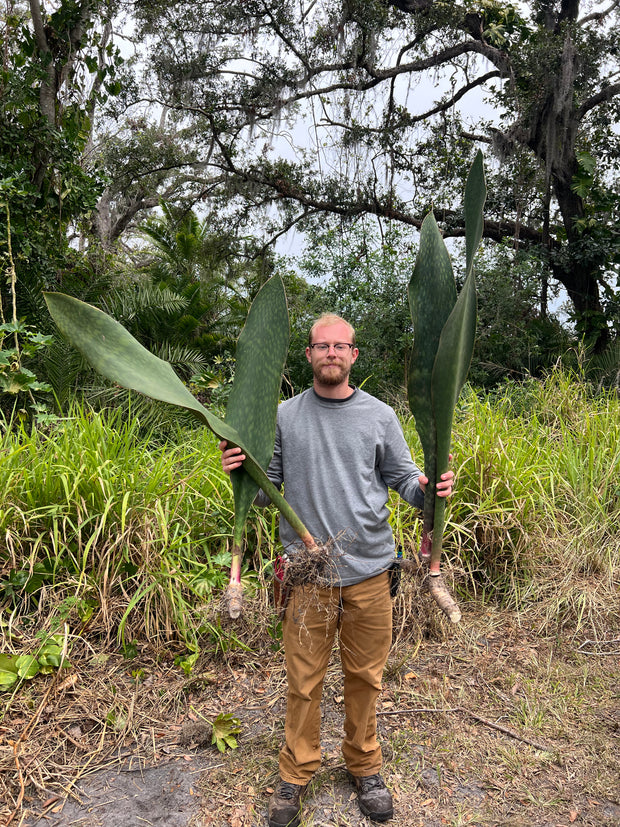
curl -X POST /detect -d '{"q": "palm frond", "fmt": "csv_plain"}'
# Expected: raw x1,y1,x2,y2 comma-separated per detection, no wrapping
42,339,88,405
152,342,209,380
101,284,189,325
585,339,620,391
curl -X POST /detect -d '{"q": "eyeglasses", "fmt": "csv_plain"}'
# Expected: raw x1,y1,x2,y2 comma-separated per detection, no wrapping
309,343,355,353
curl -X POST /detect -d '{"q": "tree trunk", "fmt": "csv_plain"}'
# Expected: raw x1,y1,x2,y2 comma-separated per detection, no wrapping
552,258,610,351
552,153,609,351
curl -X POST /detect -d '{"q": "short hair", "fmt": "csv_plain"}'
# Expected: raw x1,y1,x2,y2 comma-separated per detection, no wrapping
308,314,356,346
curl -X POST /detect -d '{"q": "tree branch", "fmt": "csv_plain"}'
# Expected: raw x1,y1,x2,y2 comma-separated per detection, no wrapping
205,119,548,248
29,0,56,126
577,81,620,119
579,0,620,25
253,43,511,117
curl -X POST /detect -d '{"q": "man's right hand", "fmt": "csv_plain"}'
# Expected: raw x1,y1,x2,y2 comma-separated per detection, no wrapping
218,441,246,475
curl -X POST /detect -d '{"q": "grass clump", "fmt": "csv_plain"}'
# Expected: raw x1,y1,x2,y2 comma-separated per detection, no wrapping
395,367,620,636
0,404,275,651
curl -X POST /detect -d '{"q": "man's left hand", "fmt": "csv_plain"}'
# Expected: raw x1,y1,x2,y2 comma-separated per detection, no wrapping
418,468,454,498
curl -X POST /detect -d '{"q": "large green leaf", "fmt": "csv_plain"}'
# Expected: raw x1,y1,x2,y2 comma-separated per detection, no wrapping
464,151,486,279
45,292,257,472
428,152,486,564
407,151,486,573
44,291,313,546
432,151,486,474
430,270,477,502
407,211,457,468
225,275,289,535
408,212,457,549
0,653,19,688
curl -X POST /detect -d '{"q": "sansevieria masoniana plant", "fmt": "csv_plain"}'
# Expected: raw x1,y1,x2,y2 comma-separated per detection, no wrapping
408,150,486,623
222,276,290,617
44,276,318,619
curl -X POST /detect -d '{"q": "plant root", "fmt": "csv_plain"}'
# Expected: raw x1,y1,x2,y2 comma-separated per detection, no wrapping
281,541,339,587
428,575,461,623
399,559,461,623
223,582,244,619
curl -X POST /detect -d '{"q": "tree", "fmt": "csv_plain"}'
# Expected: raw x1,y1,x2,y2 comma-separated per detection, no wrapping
469,244,570,385
134,202,246,356
0,0,125,311
1,0,127,416
296,222,417,398
130,0,620,352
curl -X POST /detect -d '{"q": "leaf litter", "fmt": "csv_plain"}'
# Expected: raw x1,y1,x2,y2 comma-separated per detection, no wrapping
1,578,619,827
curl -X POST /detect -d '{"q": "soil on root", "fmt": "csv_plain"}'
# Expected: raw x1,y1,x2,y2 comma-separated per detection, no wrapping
3,591,620,827
280,541,340,587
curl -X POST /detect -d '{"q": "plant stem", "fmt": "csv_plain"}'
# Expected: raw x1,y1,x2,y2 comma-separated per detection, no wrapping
225,518,245,619
240,456,317,550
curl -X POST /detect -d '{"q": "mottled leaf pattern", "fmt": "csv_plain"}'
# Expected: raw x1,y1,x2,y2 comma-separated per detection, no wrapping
408,151,486,567
433,152,486,485
464,152,487,278
45,292,259,474
407,212,456,471
225,275,289,536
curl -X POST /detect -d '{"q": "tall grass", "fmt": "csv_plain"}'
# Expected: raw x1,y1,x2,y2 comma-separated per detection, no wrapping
397,368,620,634
1,368,618,652
0,405,273,649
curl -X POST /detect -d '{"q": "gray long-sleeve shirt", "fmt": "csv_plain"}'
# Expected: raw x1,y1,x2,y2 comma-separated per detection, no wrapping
257,387,424,585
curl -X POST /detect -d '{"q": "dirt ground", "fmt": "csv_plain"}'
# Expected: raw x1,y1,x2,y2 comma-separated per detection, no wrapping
3,599,620,827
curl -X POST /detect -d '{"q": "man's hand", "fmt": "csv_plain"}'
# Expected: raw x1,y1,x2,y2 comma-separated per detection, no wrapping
418,468,454,498
218,441,246,475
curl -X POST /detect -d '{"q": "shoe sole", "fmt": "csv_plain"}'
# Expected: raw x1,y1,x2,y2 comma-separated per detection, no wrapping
268,817,301,827
359,805,394,823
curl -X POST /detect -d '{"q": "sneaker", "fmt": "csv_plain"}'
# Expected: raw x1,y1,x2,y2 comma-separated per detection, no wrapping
351,773,394,822
268,779,307,827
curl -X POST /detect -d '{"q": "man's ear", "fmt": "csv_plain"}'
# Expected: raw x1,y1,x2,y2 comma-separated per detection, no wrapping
305,346,312,363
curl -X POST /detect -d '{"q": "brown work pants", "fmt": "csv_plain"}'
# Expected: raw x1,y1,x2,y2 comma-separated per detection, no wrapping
279,572,392,784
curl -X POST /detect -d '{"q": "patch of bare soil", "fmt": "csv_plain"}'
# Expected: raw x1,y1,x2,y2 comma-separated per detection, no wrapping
26,756,210,826
2,591,620,827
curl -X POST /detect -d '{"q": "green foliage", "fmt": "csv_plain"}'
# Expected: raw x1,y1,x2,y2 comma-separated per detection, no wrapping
0,633,70,690
175,649,199,677
296,222,416,398
211,712,242,752
0,403,274,646
0,563,54,610
0,322,52,395
0,6,115,305
184,707,243,752
133,203,249,360
0,197,55,421
0,4,124,418
470,246,570,385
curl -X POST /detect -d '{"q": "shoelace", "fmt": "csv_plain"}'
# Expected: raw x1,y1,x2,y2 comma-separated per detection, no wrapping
358,775,385,793
278,782,302,800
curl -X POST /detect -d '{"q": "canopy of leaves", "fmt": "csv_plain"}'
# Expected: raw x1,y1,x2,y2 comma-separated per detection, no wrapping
126,0,620,351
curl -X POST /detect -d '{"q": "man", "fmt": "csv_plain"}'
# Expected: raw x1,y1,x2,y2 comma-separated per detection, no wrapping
220,314,454,827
